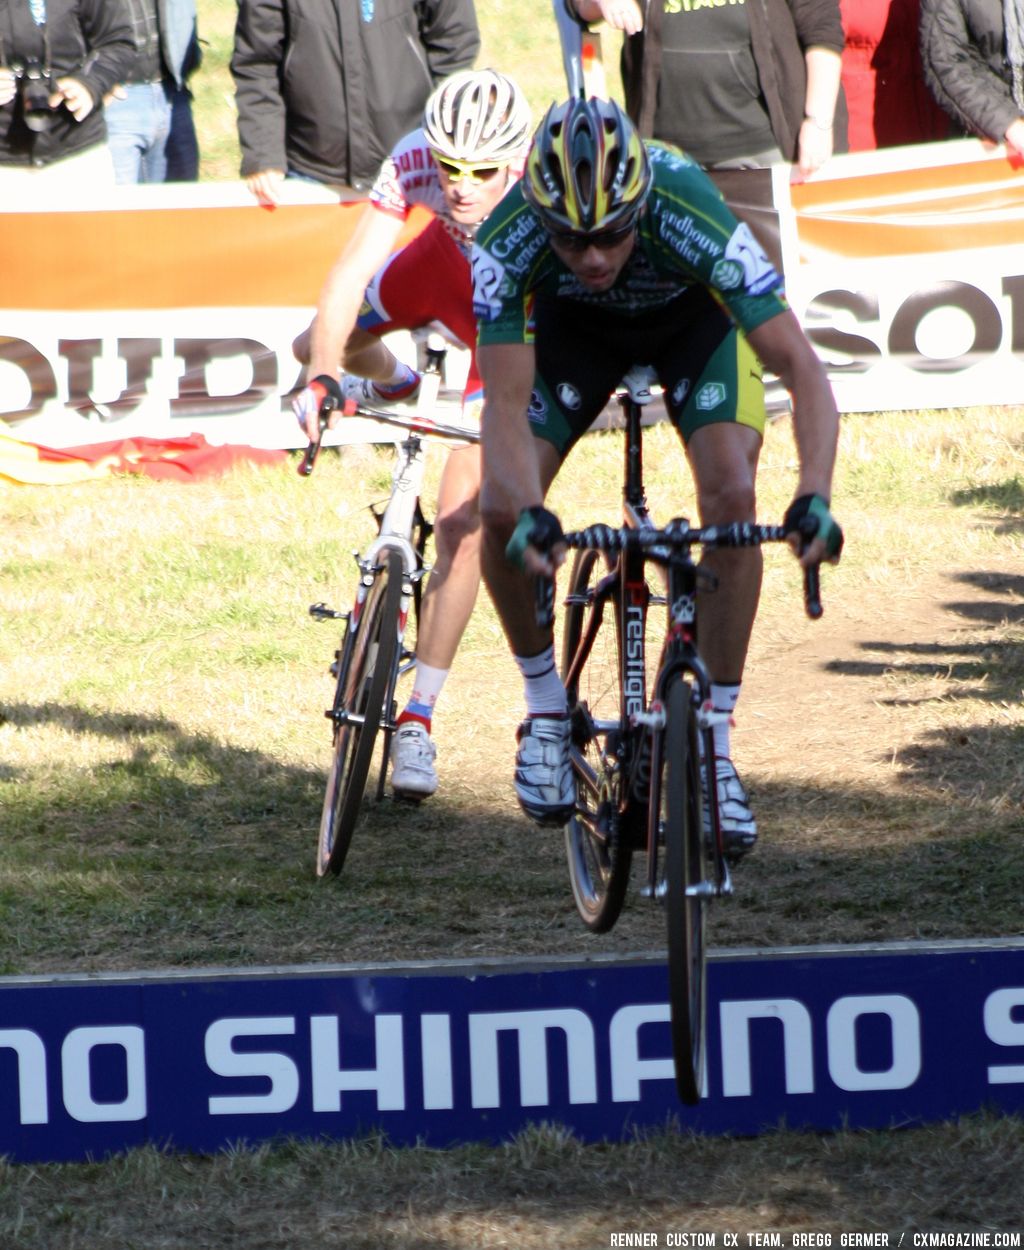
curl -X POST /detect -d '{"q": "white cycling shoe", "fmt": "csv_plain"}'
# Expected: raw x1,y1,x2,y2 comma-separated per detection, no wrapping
390,722,438,800
342,372,421,408
703,755,758,859
514,714,575,825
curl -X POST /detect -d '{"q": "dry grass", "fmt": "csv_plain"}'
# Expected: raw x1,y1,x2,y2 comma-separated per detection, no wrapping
1,404,1023,1238
1,1115,1022,1247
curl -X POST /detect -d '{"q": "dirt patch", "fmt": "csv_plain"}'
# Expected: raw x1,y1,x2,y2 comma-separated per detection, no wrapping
742,563,1024,794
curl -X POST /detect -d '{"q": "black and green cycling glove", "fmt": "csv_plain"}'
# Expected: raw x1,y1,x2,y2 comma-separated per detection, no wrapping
783,493,844,560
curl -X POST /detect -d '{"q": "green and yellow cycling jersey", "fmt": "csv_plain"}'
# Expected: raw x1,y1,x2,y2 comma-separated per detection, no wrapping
472,142,787,344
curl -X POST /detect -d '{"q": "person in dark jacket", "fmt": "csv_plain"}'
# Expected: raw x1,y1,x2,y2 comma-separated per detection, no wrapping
0,0,134,184
920,0,1024,158
231,0,480,205
567,0,847,274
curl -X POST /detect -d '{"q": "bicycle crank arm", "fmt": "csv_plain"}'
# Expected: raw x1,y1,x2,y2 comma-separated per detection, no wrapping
643,878,730,901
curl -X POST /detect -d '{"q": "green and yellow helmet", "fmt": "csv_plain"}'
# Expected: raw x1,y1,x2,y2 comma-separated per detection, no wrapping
523,96,652,234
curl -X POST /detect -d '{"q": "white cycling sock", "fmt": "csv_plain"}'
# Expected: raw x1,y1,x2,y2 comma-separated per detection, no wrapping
708,681,741,759
375,361,420,397
515,644,567,716
399,660,449,729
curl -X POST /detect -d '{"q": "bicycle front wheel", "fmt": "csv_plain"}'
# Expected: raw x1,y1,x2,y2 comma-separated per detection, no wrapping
317,547,403,878
560,547,632,933
661,674,707,1104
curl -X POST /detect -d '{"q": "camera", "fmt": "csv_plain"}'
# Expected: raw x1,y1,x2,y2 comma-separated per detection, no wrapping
13,60,57,132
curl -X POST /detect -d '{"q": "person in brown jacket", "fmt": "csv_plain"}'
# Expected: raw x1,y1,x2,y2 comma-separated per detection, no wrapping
565,0,848,273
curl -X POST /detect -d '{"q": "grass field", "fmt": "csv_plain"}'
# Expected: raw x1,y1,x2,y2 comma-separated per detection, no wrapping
2,405,1022,1242
2,2,1024,1243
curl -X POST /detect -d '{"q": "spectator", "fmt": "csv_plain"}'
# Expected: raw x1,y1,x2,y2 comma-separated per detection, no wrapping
841,0,950,149
231,0,480,206
105,0,202,183
0,0,134,188
291,69,533,800
569,0,848,273
920,0,1024,158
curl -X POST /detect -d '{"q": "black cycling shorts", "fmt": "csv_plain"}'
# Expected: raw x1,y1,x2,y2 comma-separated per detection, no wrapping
527,285,766,459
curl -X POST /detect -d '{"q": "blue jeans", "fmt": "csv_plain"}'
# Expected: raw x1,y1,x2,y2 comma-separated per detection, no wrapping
106,80,199,183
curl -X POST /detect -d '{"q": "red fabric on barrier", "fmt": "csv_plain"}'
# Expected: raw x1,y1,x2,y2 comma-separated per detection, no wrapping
3,432,287,484
59,435,288,479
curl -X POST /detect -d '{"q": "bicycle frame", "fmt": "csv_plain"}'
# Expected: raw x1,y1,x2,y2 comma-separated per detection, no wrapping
561,382,731,903
304,356,481,818
556,374,821,1098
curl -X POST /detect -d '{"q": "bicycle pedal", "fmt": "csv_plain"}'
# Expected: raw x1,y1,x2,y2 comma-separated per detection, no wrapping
309,602,349,621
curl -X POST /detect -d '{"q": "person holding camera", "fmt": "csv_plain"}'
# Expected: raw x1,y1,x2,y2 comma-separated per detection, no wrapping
0,0,135,188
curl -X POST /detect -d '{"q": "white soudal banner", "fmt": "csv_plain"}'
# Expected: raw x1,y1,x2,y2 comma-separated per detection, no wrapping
1,941,1023,1164
0,181,434,452
774,137,1024,414
2,139,1024,452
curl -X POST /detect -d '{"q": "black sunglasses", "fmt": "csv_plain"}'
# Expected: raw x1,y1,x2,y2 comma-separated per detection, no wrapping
546,221,637,253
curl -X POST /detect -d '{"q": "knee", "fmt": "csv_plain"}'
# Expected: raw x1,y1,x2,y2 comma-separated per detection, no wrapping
434,496,481,558
292,325,311,365
697,471,757,525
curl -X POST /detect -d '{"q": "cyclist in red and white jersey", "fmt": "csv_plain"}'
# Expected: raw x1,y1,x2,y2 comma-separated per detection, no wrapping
292,68,532,801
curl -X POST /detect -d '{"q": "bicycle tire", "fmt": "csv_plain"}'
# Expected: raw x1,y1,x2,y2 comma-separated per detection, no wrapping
661,674,707,1104
560,547,632,933
317,547,404,878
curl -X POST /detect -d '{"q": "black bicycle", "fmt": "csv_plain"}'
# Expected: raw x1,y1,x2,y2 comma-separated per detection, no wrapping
544,369,822,1104
300,343,480,878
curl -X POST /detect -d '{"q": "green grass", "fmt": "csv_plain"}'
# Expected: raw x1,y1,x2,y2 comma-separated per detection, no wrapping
2,408,1022,975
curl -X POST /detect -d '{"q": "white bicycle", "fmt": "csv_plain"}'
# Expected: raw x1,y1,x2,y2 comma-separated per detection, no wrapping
299,342,480,877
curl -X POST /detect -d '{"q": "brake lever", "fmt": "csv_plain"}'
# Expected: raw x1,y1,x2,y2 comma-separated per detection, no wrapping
803,564,823,620
798,516,824,620
297,396,338,477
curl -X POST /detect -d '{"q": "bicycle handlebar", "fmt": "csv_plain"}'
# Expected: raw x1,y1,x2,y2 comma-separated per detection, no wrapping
532,518,824,628
563,519,787,552
298,394,480,478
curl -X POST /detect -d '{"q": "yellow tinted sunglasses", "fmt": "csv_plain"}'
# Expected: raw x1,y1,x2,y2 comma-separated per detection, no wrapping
434,156,505,185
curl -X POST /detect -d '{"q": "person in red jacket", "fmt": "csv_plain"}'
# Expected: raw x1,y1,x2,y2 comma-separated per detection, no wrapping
840,0,950,149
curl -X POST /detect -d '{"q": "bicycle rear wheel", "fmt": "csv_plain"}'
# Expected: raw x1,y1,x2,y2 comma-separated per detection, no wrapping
317,547,403,878
661,674,707,1104
560,547,632,933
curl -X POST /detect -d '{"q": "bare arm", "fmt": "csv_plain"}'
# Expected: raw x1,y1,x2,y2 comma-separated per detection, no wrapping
478,342,545,531
796,46,843,177
478,340,565,655
305,207,405,384
746,309,841,563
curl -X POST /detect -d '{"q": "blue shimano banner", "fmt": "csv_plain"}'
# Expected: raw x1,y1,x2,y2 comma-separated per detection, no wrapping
2,941,1023,1163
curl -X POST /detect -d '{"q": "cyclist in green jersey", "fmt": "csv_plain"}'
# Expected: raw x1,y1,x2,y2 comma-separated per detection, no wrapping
472,95,843,856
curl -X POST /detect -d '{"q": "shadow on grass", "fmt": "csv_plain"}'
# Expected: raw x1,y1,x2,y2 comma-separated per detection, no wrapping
951,475,1024,534
1,686,1022,974
823,568,1024,703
